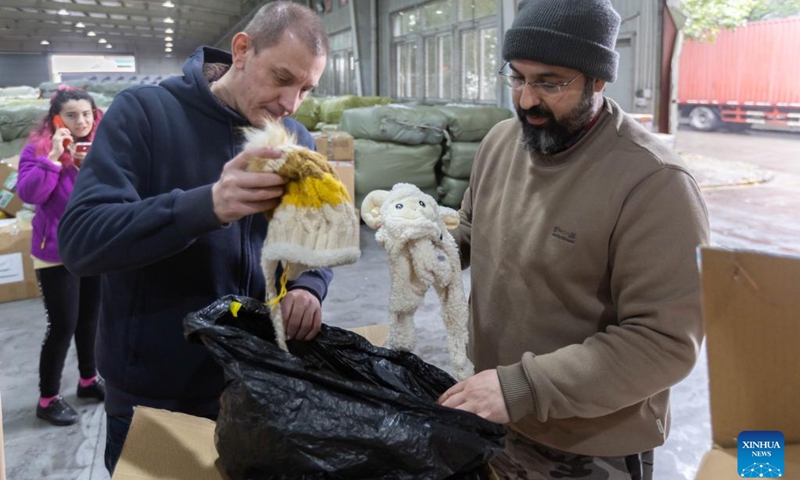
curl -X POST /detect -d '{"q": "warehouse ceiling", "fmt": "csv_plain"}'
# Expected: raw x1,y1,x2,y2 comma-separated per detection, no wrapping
0,0,267,57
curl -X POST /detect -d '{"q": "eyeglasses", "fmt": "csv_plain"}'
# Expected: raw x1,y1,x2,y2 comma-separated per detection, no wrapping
498,62,583,97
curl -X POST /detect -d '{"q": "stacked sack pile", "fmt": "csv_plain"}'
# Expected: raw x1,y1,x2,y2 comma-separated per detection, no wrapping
0,86,47,161
39,75,168,102
433,106,513,208
339,104,450,207
316,95,393,131
291,95,395,132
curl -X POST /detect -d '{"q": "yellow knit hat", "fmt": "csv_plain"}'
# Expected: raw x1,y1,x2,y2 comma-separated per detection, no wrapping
244,120,360,349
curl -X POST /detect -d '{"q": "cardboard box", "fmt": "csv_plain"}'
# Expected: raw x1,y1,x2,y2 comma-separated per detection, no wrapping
695,248,800,479
0,161,34,217
312,131,355,161
2,155,19,170
0,221,39,303
112,407,219,480
331,160,355,206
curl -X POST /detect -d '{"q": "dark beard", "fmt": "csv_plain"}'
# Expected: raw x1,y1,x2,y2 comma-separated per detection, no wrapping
517,81,597,156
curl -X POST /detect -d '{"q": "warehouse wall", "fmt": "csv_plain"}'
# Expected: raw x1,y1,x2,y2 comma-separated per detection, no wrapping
0,53,50,88
606,0,663,115
136,55,185,76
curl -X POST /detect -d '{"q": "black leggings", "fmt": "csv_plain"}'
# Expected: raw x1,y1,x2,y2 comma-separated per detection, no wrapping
36,265,101,398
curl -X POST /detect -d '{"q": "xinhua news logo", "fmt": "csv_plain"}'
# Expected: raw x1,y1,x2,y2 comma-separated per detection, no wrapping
738,431,784,478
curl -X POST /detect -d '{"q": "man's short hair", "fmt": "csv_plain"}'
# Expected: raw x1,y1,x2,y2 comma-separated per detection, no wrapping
244,1,329,56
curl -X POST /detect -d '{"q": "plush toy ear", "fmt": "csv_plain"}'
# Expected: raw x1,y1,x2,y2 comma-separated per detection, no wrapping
439,207,461,230
360,190,390,229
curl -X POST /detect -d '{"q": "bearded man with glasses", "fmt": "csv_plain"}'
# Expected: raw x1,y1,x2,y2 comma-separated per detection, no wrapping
438,1,710,479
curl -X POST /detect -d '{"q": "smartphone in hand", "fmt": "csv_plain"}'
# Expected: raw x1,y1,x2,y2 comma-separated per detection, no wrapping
73,142,91,168
74,142,91,154
53,115,72,150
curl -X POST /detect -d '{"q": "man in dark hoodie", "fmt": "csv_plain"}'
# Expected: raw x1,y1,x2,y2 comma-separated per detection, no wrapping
58,2,330,474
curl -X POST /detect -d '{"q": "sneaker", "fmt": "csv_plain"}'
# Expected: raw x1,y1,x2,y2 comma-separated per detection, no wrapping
77,377,106,401
36,397,78,426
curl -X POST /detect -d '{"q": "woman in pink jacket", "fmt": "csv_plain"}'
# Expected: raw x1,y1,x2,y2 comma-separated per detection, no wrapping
17,86,105,426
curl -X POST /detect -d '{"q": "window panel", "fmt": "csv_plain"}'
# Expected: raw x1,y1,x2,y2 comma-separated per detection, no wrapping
392,1,498,103
458,0,498,21
334,53,347,93
400,11,419,35
329,30,352,51
319,30,354,96
440,35,452,99
391,11,419,36
422,0,453,28
407,43,418,98
480,27,498,101
395,42,418,98
396,43,406,97
425,37,436,98
474,0,498,19
462,30,478,100
392,13,402,37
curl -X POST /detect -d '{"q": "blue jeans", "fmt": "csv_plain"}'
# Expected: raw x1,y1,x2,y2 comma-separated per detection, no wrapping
104,414,132,476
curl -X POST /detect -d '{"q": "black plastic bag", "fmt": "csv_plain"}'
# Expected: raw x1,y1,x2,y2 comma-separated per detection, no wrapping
184,295,506,480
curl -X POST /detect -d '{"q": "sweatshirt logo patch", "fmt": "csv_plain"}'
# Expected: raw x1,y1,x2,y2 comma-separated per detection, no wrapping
551,226,576,245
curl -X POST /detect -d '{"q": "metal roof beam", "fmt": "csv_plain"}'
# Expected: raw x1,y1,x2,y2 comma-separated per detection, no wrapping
0,19,213,40
118,0,245,16
0,9,227,36
0,0,233,27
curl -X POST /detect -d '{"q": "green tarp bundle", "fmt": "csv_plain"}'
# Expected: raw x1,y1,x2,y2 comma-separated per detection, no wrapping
291,96,320,130
441,142,480,179
87,82,131,97
319,95,393,125
39,80,95,97
434,106,513,142
0,102,49,142
340,105,449,146
0,86,39,99
38,82,60,97
354,139,440,208
437,176,470,209
91,93,115,109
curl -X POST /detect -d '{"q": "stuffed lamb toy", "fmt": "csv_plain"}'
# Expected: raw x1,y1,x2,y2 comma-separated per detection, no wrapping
361,183,474,380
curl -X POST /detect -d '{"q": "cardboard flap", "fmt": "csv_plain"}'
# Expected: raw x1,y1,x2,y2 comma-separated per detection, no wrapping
112,407,225,480
349,324,388,346
701,248,800,448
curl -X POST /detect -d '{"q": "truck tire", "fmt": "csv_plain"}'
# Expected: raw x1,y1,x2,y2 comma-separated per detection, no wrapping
688,106,720,131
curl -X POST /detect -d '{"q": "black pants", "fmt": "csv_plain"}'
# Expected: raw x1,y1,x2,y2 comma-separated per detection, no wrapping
37,265,101,397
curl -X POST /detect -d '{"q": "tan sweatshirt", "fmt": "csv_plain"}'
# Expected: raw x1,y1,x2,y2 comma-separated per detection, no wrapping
454,99,709,456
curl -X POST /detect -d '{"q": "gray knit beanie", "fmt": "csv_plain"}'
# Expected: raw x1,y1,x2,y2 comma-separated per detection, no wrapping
502,0,622,82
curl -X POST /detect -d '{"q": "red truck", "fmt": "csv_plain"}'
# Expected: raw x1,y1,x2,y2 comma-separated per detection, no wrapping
678,17,800,131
